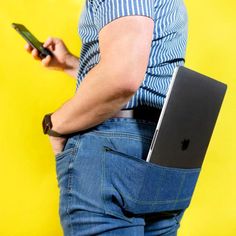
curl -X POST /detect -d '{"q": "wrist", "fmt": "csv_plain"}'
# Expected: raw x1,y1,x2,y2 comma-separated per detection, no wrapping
63,53,79,75
50,112,63,134
42,112,65,137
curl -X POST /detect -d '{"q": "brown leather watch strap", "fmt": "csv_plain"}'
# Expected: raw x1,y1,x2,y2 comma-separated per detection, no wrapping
42,113,65,137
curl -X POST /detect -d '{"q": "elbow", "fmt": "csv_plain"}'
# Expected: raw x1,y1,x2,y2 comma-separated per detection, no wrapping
98,62,144,96
124,81,141,94
114,74,142,96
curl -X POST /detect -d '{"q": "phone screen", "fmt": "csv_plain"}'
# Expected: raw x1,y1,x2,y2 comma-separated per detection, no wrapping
21,29,44,50
12,23,52,58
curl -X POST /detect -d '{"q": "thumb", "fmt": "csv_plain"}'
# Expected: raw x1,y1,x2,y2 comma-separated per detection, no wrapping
42,55,52,67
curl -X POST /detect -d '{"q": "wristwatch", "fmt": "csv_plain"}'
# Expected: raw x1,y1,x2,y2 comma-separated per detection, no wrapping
42,113,65,137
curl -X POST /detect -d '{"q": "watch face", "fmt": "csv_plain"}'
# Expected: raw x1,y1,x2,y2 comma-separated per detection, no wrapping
44,123,49,134
43,114,52,134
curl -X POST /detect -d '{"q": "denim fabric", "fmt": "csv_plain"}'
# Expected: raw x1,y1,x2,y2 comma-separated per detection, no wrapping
55,117,200,236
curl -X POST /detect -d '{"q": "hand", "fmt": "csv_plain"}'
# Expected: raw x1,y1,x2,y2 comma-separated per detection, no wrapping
25,37,75,72
48,135,68,156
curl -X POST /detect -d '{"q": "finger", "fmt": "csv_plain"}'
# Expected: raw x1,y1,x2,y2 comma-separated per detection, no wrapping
25,43,33,53
43,37,54,48
32,48,40,60
42,55,52,67
44,37,62,48
48,44,54,51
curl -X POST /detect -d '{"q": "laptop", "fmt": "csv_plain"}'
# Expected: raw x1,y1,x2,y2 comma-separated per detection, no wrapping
146,66,227,168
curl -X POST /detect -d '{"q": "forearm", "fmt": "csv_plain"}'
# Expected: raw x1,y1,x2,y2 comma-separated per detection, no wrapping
51,62,136,135
63,54,80,79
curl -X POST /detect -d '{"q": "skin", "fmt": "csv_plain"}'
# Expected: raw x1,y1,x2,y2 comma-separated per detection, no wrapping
26,16,154,155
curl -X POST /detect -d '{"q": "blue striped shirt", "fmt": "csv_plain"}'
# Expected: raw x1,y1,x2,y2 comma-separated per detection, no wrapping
76,0,188,109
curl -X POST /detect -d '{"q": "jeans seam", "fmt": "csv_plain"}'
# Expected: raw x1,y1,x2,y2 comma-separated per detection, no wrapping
116,192,192,205
55,136,80,161
102,150,134,223
88,131,153,143
103,146,201,173
103,117,158,125
101,146,106,214
65,141,80,236
55,148,74,161
173,173,186,209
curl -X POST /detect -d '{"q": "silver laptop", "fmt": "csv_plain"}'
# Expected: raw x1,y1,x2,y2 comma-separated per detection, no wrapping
146,66,227,168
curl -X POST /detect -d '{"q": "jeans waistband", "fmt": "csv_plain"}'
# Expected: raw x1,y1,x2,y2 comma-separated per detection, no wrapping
112,106,162,123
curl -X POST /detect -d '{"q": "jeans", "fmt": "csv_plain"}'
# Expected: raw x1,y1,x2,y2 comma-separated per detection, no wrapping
55,117,200,235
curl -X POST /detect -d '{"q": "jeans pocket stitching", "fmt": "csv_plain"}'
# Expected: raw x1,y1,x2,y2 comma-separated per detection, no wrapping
103,145,201,173
101,150,133,223
103,145,200,214
55,137,80,162
92,131,153,143
122,192,192,205
55,147,74,161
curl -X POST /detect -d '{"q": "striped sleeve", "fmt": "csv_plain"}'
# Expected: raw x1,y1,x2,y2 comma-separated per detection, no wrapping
92,0,155,32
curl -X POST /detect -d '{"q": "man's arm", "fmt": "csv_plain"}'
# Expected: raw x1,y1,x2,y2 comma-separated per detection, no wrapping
51,16,154,134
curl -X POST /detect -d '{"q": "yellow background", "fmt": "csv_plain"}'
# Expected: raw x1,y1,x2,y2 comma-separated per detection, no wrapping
0,0,235,235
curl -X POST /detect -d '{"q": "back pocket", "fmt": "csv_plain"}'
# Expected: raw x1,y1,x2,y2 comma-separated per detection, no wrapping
102,145,201,215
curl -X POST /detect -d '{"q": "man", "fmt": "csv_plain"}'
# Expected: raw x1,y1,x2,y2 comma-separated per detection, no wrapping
26,0,188,235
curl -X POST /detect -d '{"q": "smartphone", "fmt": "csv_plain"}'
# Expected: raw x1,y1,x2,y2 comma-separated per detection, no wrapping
12,23,53,59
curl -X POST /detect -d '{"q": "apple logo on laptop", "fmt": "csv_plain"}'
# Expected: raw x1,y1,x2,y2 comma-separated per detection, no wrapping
181,139,190,151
